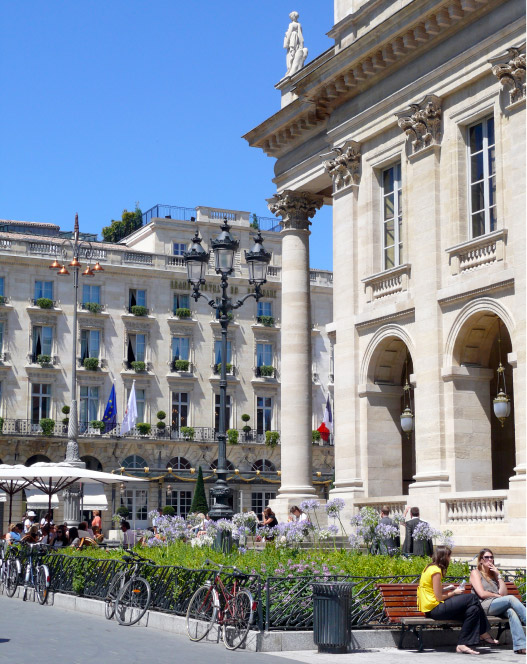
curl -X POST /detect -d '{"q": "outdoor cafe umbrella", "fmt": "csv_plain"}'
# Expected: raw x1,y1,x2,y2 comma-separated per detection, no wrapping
0,462,148,523
0,465,32,524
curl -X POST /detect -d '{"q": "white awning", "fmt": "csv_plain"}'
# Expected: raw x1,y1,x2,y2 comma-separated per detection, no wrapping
25,488,59,509
80,483,108,511
0,491,6,503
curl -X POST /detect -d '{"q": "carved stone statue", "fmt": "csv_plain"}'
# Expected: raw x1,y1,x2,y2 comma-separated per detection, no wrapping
284,11,308,77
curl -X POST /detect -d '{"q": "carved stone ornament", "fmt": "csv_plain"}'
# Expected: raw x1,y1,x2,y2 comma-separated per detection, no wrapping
489,45,526,105
396,94,442,153
322,141,361,191
283,11,308,77
267,190,324,231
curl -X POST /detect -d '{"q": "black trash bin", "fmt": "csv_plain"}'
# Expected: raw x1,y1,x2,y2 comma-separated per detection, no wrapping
312,582,355,654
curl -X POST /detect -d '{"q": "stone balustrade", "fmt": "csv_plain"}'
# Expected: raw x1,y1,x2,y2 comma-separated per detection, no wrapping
362,263,411,302
446,229,507,275
441,492,507,523
354,498,407,518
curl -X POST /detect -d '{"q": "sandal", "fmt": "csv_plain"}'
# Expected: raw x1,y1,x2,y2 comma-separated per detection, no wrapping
480,634,499,645
514,649,526,655
456,645,480,655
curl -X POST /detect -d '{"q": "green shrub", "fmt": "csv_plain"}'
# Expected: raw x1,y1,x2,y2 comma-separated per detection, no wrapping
83,357,99,371
189,466,209,515
131,360,146,372
265,431,280,448
175,307,191,318
131,305,148,316
0,416,4,433
312,430,321,442
37,354,52,366
116,505,130,518
227,429,239,445
136,422,151,436
156,410,166,421
156,420,166,429
90,420,105,431
84,302,103,314
258,315,274,327
62,417,69,425
258,365,274,377
0,296,6,305
174,359,190,372
36,297,53,309
162,505,176,516
242,425,251,434
241,413,250,422
216,362,232,374
40,418,55,436
62,405,70,415
180,426,195,440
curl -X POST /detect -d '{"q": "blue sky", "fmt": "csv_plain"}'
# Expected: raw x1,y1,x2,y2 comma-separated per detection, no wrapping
1,2,334,270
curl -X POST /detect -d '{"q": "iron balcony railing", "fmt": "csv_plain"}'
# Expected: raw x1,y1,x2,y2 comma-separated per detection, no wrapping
27,353,59,366
170,360,194,373
255,366,277,378
31,298,58,308
212,363,236,376
142,205,197,225
127,305,150,315
123,360,152,372
79,302,106,312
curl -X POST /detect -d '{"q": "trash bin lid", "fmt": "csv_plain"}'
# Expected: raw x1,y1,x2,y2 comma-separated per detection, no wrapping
311,582,356,596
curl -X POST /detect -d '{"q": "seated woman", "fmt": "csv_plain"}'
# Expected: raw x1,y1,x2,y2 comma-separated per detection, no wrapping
259,507,278,540
21,525,40,544
68,527,80,548
470,548,526,655
417,545,496,655
53,526,69,548
92,526,104,544
5,523,22,543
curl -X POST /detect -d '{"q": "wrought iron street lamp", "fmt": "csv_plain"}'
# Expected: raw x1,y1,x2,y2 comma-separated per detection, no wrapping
184,220,271,520
49,214,104,524
400,354,414,437
493,320,511,427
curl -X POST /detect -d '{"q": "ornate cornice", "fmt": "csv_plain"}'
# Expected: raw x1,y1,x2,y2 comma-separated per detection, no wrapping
267,190,324,231
322,141,361,191
396,95,442,153
489,44,526,105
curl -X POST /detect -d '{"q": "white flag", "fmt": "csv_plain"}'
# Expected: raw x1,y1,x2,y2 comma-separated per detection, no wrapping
322,395,333,433
120,381,138,435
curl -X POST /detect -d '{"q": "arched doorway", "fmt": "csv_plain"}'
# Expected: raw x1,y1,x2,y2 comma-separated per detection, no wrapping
25,455,51,466
81,455,103,471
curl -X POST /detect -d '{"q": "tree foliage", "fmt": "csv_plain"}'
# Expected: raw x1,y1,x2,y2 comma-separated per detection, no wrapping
102,206,142,243
189,466,209,515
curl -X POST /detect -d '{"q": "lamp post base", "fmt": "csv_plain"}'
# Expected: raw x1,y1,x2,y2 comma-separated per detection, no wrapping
208,481,233,521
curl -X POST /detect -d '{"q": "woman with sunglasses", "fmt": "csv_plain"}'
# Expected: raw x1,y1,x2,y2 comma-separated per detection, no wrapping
470,549,526,655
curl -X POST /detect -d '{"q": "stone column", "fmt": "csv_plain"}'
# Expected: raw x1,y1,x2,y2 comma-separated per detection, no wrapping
322,142,365,521
267,190,323,520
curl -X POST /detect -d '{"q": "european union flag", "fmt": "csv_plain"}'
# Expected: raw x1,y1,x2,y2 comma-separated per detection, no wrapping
102,384,117,433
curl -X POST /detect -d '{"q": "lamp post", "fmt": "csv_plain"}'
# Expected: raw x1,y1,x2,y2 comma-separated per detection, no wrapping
184,220,271,520
49,214,104,524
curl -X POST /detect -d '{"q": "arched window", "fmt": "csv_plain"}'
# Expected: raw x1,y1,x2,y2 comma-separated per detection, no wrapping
81,455,103,472
251,459,276,472
121,455,148,469
166,457,191,470
210,459,234,471
25,454,51,466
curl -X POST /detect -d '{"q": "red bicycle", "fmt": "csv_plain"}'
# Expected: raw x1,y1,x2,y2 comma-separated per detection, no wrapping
186,559,257,650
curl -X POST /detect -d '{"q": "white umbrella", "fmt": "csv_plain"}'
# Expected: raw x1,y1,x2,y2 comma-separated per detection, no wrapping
0,465,31,524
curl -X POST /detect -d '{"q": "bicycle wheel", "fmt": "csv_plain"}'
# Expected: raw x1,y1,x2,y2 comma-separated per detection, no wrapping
115,576,151,626
35,566,49,605
105,570,126,620
222,589,254,650
186,585,219,641
5,560,19,598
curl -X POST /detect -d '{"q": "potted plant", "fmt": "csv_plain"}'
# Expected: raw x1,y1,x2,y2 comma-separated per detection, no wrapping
84,302,103,314
131,360,146,372
216,362,233,374
156,410,166,434
36,297,53,309
62,405,70,427
312,429,322,443
90,420,105,434
162,505,176,516
241,413,252,439
37,354,52,367
83,357,99,371
258,365,274,377
265,431,280,448
136,422,151,436
180,426,195,441
40,418,55,436
173,359,190,372
258,315,275,327
0,295,6,306
175,307,191,319
131,305,148,316
227,428,239,445
116,505,130,520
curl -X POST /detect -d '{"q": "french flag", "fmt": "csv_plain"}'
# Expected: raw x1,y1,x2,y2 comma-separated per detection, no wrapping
317,395,333,442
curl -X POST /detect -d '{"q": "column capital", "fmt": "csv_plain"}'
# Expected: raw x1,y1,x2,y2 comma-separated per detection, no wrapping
489,44,526,106
396,94,442,154
322,141,361,192
267,190,324,231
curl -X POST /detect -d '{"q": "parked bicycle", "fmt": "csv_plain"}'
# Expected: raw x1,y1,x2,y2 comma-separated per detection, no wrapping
186,559,256,650
21,543,50,604
105,550,152,626
1,542,23,598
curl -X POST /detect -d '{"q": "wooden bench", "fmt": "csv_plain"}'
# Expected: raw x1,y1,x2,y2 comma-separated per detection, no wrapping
377,582,523,651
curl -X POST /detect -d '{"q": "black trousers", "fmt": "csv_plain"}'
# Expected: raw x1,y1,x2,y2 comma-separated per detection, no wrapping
428,594,491,646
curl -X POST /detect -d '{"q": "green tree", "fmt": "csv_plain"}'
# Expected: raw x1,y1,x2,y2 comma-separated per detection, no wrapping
102,205,143,243
189,466,209,515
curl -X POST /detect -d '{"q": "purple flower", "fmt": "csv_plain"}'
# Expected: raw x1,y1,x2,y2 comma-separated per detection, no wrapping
325,498,345,517
300,499,320,512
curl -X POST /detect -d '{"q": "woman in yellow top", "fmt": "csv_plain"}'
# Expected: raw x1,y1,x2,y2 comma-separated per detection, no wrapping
417,545,496,655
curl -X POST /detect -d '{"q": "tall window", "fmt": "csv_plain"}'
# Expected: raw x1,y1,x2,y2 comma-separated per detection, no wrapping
0,277,4,297
382,163,403,269
166,456,191,470
173,293,190,312
80,329,100,360
257,396,273,433
0,322,4,354
135,388,146,423
80,386,99,428
251,492,276,515
214,394,231,430
32,326,53,358
252,459,276,472
468,116,496,237
173,242,186,256
34,280,53,300
31,383,51,423
171,336,190,361
256,343,273,367
166,490,192,518
257,301,272,317
172,392,189,429
127,334,146,363
129,288,146,308
82,284,101,304
214,340,232,364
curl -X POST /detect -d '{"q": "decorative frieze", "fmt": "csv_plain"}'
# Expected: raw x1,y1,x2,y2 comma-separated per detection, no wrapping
489,45,526,105
396,95,442,154
267,190,324,231
322,141,361,192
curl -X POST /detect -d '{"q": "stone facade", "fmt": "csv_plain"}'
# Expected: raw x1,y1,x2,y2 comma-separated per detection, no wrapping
245,0,525,555
0,206,334,533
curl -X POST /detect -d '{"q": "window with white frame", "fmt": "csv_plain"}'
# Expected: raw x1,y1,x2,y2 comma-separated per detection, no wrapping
31,383,51,423
173,292,190,312
214,394,231,430
251,491,276,515
166,490,192,518
127,333,146,363
80,386,99,429
468,116,496,237
129,288,146,309
166,456,191,470
32,325,53,360
34,280,53,301
80,329,100,360
173,242,186,256
171,336,190,361
82,284,101,304
172,392,189,429
257,301,272,318
252,459,276,472
382,163,403,269
210,458,235,471
257,396,273,433
256,343,273,367
135,388,146,423
214,340,232,365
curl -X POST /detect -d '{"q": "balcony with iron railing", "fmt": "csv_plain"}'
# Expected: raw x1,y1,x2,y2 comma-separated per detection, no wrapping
122,360,153,373
212,363,236,376
255,366,278,379
27,353,59,366
170,359,194,374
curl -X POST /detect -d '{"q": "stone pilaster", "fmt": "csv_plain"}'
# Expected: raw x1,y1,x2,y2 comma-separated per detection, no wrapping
396,95,442,155
267,190,323,519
